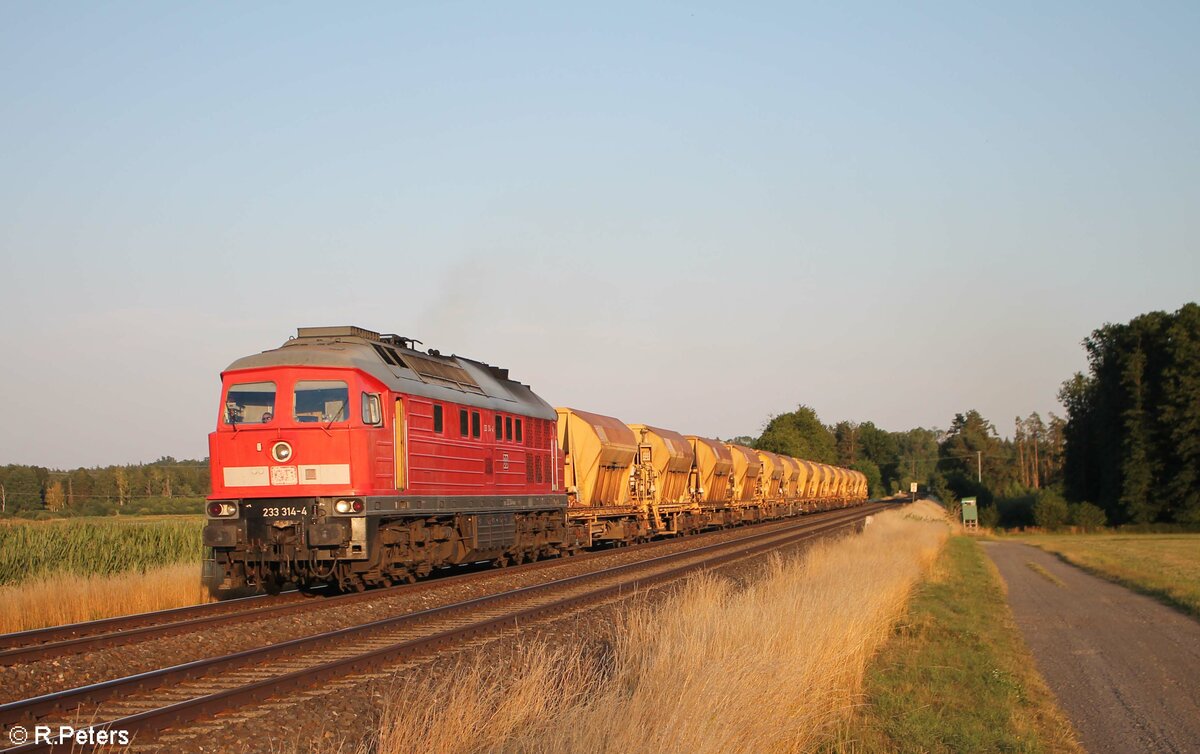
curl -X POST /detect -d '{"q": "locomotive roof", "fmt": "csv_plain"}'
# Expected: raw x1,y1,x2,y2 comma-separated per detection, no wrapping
223,326,557,420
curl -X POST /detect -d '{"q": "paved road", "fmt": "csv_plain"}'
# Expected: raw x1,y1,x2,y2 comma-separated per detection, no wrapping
982,541,1200,754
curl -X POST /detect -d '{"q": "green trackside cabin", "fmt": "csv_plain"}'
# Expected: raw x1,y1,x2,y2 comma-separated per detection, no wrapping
961,497,978,530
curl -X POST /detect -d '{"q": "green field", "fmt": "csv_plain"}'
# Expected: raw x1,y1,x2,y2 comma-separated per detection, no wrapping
837,536,1081,753
0,516,204,586
1016,533,1200,618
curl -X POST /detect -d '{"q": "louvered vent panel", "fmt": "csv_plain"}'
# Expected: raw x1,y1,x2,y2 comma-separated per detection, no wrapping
391,352,486,395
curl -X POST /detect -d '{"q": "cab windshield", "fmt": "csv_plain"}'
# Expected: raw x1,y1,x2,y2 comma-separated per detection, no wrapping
224,382,276,424
294,380,349,424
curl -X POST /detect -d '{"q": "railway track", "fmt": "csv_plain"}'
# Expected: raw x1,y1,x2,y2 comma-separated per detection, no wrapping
0,503,881,753
0,507,863,667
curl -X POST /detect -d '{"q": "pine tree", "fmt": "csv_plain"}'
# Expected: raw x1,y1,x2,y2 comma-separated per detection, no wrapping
1119,345,1156,522
1161,303,1200,522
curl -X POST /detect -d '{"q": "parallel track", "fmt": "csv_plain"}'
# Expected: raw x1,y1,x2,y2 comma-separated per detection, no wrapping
0,504,882,753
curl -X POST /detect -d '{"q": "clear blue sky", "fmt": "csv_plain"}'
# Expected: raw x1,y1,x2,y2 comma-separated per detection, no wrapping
1,1,1197,468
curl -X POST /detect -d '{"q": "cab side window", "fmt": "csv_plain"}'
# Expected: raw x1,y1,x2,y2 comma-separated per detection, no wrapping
361,393,382,426
433,404,443,434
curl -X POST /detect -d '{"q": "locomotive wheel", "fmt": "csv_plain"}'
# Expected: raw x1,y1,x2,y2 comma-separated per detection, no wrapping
263,577,283,596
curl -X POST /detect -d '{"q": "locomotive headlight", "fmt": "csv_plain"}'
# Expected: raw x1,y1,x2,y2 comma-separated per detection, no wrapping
271,441,294,463
207,501,237,517
335,499,365,514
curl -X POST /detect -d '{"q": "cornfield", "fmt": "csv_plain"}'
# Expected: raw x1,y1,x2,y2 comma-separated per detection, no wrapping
0,517,204,586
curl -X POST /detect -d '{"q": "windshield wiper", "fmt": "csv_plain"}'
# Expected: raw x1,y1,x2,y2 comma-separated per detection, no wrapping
322,406,346,435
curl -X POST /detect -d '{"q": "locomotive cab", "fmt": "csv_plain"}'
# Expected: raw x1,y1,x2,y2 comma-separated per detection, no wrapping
204,364,389,593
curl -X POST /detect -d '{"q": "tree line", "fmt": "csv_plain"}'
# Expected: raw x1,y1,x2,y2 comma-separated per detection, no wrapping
746,406,1075,527
744,302,1199,529
0,458,209,518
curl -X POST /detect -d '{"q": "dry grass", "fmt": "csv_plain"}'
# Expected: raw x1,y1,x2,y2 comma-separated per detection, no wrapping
356,502,949,754
0,561,211,634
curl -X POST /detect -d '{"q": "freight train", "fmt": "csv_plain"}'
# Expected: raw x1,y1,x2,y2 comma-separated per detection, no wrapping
202,326,867,596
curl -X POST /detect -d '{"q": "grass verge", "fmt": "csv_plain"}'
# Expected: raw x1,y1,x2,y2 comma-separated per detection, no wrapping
834,536,1082,753
1016,533,1200,618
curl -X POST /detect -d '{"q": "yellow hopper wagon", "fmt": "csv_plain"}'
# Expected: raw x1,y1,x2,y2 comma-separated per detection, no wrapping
755,449,788,517
628,423,712,536
687,436,738,527
556,407,645,545
780,456,802,512
726,443,765,523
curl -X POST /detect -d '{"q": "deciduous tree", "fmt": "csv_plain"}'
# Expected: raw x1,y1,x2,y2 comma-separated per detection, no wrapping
755,406,837,463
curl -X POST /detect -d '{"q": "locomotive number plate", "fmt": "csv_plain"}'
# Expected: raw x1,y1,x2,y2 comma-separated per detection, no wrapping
260,505,308,520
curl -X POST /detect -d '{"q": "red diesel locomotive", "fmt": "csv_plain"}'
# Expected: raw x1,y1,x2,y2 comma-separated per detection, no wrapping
203,326,573,594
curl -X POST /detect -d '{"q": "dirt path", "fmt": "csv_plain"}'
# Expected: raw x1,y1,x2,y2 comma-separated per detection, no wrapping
982,541,1200,754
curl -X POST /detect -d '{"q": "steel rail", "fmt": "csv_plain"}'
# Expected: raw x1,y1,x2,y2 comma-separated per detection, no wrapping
0,504,881,752
0,504,873,666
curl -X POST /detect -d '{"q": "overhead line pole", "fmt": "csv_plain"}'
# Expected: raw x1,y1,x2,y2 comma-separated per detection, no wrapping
906,452,992,486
